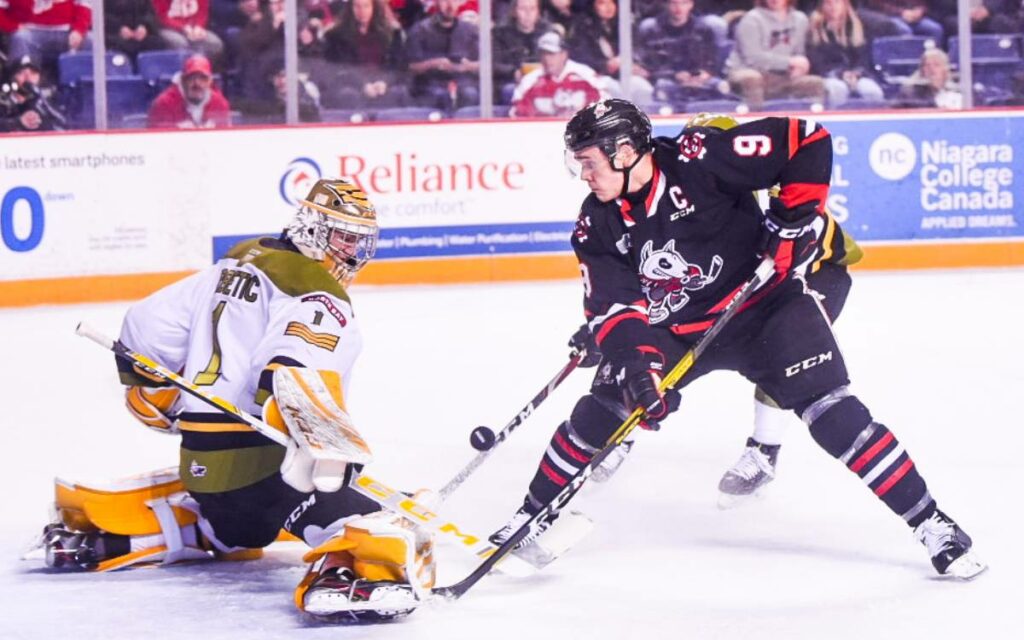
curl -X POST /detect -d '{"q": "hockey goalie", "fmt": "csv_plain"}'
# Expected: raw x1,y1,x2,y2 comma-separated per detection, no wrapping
31,179,435,623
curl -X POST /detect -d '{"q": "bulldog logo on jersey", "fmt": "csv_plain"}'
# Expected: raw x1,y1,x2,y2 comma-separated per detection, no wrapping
639,239,723,323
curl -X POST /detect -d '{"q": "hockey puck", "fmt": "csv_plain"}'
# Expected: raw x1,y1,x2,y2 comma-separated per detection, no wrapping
470,426,497,451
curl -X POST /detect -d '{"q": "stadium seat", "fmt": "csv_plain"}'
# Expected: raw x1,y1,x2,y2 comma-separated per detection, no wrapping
681,98,746,113
58,52,134,86
450,105,510,119
948,35,1022,89
320,108,371,124
373,107,444,122
136,50,192,84
871,36,938,77
119,112,149,129
68,76,151,128
759,98,822,112
832,97,890,111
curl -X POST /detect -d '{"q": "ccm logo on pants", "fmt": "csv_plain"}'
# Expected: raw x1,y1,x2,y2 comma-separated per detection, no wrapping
785,351,833,378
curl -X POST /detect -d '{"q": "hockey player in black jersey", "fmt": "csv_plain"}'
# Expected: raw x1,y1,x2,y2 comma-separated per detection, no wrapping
579,111,865,508
491,99,986,580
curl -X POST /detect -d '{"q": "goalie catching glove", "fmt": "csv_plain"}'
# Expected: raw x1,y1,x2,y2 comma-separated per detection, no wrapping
263,367,373,493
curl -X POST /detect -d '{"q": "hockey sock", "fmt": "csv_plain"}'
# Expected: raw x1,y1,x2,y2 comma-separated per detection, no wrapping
522,395,619,512
801,390,936,528
751,395,790,446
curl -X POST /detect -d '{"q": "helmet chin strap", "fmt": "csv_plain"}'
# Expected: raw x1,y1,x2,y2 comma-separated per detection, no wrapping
613,151,646,200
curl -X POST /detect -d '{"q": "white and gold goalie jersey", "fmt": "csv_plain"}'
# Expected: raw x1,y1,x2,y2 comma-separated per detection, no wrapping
118,236,362,437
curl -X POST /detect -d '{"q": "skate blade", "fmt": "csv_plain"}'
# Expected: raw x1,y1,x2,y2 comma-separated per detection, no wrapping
513,511,595,570
304,586,419,618
944,550,989,581
717,490,762,510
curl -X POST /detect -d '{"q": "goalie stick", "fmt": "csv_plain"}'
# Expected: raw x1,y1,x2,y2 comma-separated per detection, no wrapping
74,322,534,577
432,257,777,600
438,350,584,500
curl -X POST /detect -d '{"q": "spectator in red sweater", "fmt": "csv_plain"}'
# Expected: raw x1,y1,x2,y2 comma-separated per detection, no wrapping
510,31,603,118
1,0,92,78
147,54,231,128
152,0,224,61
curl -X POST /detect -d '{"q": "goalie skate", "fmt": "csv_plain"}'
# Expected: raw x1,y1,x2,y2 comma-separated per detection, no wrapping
914,510,988,580
40,524,130,572
303,567,420,622
717,438,780,509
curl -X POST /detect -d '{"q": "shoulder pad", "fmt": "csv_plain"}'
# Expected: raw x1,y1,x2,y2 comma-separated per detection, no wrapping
226,238,351,302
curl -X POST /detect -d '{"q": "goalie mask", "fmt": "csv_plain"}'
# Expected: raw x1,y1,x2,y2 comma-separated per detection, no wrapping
286,179,379,286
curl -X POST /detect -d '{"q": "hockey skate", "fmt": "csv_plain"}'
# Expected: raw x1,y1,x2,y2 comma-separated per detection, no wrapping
40,524,131,572
717,438,780,509
591,439,634,483
489,504,558,550
914,510,987,580
302,566,420,622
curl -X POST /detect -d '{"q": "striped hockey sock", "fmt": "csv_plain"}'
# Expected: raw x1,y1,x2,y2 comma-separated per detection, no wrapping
805,393,936,528
524,420,599,512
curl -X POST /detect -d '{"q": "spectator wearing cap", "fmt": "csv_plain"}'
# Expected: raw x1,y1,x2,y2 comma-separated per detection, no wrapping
509,31,604,118
105,0,164,60
1,53,66,131
147,54,231,128
1,0,92,77
151,0,225,61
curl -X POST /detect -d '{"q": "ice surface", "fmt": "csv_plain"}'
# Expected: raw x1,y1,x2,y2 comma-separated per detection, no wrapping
2,268,1022,639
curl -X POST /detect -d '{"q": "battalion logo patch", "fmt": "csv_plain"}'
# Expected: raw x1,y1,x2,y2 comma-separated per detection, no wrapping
678,132,707,163
638,239,723,323
301,294,348,327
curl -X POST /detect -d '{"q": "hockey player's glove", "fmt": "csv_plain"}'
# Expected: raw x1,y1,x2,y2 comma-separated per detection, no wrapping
616,347,680,428
761,199,826,275
569,323,603,368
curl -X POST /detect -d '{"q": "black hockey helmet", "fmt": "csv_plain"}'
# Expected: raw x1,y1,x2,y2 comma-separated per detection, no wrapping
564,99,653,159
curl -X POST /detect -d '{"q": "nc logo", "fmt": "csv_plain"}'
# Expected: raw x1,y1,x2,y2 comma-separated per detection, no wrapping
279,157,323,207
869,133,916,181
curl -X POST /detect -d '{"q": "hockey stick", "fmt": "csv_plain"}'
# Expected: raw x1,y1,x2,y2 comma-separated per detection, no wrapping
438,350,584,500
74,323,533,575
433,257,777,599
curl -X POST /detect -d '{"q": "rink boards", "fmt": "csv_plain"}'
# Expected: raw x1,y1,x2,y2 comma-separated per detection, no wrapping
1,110,1023,306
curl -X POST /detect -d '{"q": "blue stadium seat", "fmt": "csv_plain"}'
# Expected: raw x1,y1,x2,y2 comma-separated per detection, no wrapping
871,36,939,77
948,35,1022,89
759,98,821,112
71,77,152,128
373,107,445,122
681,98,746,113
832,97,890,111
58,52,134,86
136,50,192,84
320,108,371,124
119,112,149,129
450,105,510,119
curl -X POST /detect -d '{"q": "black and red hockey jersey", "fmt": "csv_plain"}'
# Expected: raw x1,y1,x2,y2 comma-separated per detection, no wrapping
572,116,849,360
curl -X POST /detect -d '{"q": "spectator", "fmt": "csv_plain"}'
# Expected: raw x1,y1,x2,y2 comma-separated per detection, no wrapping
932,1,1021,40
236,0,322,102
510,30,603,117
807,0,884,106
637,0,726,108
320,0,409,108
694,0,754,43
0,53,66,131
390,0,426,29
899,46,961,107
147,53,232,127
405,0,480,110
152,0,225,61
567,0,654,104
105,0,164,59
541,0,574,34
493,0,553,103
859,1,944,42
724,0,826,109
1,0,91,78
235,64,322,122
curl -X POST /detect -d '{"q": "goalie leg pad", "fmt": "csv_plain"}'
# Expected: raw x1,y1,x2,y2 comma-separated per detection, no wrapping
296,513,435,619
45,469,222,571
